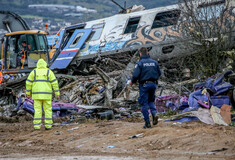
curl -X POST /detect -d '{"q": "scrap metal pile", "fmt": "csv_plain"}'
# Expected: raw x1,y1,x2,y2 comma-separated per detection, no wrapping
0,53,235,126
0,62,139,118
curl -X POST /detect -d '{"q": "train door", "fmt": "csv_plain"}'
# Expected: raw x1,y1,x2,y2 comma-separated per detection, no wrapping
50,28,92,70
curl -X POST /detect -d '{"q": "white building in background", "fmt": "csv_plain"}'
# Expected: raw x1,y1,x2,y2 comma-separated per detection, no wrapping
76,6,97,13
28,4,97,14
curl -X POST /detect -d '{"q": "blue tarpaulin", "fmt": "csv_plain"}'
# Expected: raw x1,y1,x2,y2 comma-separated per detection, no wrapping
165,116,199,123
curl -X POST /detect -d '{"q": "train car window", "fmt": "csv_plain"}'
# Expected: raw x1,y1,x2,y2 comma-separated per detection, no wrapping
162,45,175,54
88,23,105,41
124,17,141,34
69,32,84,48
197,1,224,21
151,10,181,29
61,31,75,50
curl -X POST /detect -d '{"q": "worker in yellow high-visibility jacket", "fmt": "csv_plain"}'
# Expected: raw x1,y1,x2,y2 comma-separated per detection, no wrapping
26,59,60,130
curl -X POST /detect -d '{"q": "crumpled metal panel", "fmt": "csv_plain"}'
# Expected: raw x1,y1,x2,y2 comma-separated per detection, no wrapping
50,28,92,70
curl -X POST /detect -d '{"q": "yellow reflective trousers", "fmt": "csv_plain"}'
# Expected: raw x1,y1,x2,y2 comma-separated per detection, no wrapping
26,59,60,130
33,100,53,129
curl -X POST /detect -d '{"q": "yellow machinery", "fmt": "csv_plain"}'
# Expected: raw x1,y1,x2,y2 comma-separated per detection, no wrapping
0,30,49,80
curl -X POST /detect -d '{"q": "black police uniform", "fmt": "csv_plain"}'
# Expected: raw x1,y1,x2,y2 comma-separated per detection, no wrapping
131,54,161,127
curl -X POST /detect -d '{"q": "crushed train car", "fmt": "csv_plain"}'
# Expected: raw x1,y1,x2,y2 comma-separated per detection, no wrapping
1,0,235,79
49,0,235,75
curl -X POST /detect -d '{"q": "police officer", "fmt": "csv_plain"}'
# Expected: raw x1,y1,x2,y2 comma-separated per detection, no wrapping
26,59,60,130
129,47,161,128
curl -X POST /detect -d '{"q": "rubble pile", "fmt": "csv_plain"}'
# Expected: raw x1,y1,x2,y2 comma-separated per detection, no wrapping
0,61,235,127
0,76,27,117
157,71,235,126
0,68,139,119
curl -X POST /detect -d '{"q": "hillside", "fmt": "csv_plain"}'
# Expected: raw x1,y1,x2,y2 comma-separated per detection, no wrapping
0,0,177,18
0,0,177,32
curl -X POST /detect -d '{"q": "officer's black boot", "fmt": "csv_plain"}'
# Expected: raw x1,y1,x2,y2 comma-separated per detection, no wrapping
152,114,159,125
143,121,151,129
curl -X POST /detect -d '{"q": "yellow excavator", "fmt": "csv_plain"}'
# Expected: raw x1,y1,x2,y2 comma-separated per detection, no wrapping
1,30,49,73
0,11,51,83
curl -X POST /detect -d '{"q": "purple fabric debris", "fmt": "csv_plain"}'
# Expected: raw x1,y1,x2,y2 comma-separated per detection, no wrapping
155,95,179,113
22,98,79,117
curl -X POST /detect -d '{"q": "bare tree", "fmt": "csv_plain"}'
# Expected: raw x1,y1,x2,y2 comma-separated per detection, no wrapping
177,0,235,78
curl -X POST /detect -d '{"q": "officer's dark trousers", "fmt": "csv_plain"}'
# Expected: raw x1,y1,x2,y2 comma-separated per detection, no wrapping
138,83,157,123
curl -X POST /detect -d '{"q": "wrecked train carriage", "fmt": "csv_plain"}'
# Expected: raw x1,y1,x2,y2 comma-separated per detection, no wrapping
50,0,235,75
1,0,234,77
50,3,186,74
0,1,234,85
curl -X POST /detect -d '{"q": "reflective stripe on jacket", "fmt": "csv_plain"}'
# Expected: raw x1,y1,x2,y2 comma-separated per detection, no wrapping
26,59,60,100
